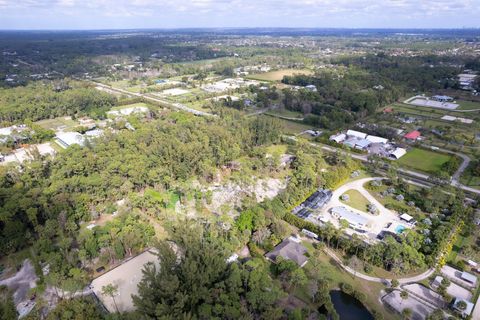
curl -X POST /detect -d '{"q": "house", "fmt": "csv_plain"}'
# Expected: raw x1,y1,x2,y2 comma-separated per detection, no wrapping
55,132,85,149
460,271,477,286
383,107,394,113
305,85,317,92
346,130,367,139
452,298,474,318
329,133,346,143
389,148,407,160
330,206,369,232
404,130,421,140
265,238,308,267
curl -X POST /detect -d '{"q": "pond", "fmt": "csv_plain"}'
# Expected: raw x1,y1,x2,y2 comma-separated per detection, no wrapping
330,290,374,320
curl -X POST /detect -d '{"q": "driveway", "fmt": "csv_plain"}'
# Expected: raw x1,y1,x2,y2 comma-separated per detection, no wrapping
316,177,410,239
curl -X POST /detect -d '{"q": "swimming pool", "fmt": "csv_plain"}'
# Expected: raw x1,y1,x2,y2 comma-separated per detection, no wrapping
394,225,406,234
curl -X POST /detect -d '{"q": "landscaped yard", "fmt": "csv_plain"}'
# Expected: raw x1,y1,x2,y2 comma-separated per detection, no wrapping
340,189,371,212
398,148,453,174
247,69,313,82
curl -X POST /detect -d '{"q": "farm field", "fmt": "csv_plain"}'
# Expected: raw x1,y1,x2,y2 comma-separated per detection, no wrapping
397,148,453,174
247,68,313,81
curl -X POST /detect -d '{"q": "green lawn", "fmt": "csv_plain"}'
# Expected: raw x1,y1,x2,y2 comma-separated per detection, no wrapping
35,116,78,131
455,100,480,110
398,148,453,174
340,189,371,212
264,116,314,135
266,108,304,119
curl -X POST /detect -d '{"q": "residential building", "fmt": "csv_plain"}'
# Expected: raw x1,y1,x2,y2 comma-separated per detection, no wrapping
404,130,421,140
330,206,369,232
265,237,308,267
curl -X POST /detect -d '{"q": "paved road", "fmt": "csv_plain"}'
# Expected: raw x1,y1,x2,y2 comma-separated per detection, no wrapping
94,82,215,117
284,136,480,195
323,248,435,285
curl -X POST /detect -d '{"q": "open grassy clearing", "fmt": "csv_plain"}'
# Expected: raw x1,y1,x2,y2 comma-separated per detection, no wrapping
397,148,453,174
460,169,480,189
266,108,304,119
266,144,289,155
455,100,480,110
340,189,371,212
265,116,314,135
246,69,314,81
35,116,78,131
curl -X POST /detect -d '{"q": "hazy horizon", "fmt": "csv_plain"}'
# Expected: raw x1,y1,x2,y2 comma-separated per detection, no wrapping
1,0,479,30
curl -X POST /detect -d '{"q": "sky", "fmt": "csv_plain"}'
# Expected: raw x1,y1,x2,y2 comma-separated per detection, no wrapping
0,0,479,30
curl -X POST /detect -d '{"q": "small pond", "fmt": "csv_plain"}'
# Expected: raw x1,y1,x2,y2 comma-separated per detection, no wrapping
329,290,374,320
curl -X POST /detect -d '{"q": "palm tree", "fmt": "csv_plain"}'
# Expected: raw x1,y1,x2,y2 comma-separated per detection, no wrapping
402,307,412,319
102,284,119,313
400,290,409,306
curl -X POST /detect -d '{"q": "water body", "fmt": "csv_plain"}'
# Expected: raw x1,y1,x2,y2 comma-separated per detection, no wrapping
330,290,374,320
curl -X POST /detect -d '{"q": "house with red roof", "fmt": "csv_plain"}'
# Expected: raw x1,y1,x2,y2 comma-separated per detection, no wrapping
404,130,421,140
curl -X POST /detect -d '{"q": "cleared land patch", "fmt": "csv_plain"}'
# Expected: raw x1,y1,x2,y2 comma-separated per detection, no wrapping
247,69,313,81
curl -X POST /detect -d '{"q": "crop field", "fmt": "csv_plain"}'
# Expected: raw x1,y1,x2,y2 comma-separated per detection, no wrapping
247,68,313,81
397,148,453,174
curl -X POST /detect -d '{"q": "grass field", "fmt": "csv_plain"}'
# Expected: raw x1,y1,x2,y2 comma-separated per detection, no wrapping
263,115,314,135
35,116,78,131
266,108,304,119
397,148,453,174
247,69,313,82
340,189,371,212
455,100,480,110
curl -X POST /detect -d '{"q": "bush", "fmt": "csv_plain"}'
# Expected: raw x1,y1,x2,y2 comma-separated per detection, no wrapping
353,290,367,303
340,282,354,295
372,309,384,320
364,264,373,274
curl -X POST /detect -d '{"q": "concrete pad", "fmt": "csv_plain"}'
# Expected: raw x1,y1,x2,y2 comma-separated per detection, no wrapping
91,249,159,313
383,290,434,320
431,276,472,301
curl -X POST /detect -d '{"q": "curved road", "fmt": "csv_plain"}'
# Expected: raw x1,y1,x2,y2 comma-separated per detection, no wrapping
323,247,435,285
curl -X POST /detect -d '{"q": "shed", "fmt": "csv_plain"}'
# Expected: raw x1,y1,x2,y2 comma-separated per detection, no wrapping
329,133,346,143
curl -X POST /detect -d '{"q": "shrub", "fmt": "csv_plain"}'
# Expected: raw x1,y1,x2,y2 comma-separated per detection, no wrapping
340,282,354,295
353,290,367,303
364,264,373,274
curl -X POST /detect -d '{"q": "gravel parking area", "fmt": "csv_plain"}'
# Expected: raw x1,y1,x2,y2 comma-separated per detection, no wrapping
383,290,435,320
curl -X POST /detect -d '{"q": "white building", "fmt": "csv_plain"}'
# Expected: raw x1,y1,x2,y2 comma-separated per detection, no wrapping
389,148,407,160
366,135,388,144
329,133,346,143
346,130,367,139
55,132,85,149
